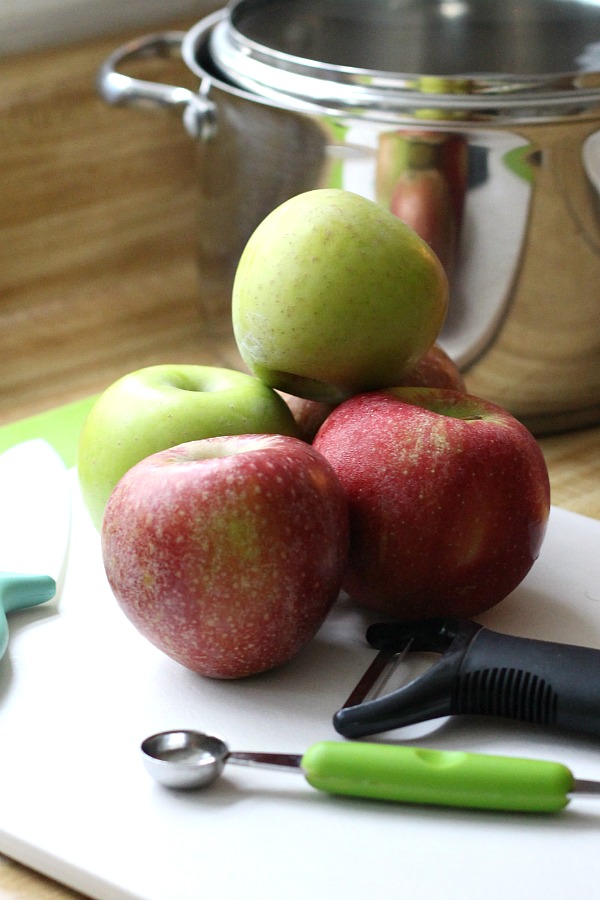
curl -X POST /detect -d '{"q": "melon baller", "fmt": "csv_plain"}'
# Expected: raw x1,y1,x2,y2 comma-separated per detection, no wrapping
141,727,600,814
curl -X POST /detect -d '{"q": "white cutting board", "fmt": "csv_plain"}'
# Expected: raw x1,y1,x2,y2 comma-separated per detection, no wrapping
1,467,600,900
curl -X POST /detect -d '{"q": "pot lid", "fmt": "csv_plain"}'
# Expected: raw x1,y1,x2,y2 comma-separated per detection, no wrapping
207,0,600,116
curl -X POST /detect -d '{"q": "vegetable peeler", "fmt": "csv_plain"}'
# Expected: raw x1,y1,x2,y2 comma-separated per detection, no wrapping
334,617,600,740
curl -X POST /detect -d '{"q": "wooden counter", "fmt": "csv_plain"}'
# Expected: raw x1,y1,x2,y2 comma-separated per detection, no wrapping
1,22,600,899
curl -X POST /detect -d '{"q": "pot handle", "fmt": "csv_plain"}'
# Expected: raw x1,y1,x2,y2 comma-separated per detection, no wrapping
97,31,216,139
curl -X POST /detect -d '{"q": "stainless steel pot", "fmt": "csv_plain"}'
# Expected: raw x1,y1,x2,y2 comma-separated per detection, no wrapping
98,0,600,434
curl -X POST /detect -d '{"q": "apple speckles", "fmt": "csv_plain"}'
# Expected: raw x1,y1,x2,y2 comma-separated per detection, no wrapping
231,189,448,402
314,388,550,619
78,364,301,530
101,434,349,678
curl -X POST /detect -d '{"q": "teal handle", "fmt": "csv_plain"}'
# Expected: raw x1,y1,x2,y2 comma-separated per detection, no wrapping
301,741,573,813
0,573,57,659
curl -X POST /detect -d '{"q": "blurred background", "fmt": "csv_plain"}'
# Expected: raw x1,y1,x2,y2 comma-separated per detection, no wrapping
0,1,225,425
1,0,600,506
1,0,204,55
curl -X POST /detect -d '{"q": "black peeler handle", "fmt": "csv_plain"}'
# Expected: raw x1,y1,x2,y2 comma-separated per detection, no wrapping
334,617,600,740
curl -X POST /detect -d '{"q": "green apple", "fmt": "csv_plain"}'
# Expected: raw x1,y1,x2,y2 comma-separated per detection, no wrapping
77,364,299,530
232,189,448,402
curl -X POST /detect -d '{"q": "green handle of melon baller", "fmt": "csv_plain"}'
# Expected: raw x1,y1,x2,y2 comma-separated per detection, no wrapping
301,741,574,813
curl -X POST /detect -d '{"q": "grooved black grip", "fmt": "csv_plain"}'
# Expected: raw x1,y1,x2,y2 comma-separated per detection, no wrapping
453,629,600,738
335,619,600,740
452,667,558,725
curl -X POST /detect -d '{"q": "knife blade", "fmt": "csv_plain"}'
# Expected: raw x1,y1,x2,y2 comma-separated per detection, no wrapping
0,439,71,659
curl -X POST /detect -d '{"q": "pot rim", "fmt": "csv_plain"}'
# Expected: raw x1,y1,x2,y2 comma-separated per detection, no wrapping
181,4,600,125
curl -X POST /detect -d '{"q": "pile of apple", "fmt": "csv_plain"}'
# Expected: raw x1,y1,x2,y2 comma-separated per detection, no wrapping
78,189,550,679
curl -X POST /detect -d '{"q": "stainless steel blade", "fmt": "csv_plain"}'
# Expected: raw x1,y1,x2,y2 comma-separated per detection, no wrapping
341,638,414,709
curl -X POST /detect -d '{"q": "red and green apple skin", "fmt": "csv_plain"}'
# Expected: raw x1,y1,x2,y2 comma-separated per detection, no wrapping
77,364,299,530
101,434,349,679
279,344,465,443
313,387,550,619
232,189,448,403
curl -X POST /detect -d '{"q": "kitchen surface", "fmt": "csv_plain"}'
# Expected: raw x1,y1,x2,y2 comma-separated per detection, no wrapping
2,5,600,898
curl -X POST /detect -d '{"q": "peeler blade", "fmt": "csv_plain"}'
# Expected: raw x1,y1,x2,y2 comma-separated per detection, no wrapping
341,639,413,709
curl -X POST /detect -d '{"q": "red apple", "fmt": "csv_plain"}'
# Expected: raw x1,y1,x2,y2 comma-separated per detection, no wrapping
101,434,349,678
279,344,465,442
313,387,550,619
276,393,337,444
404,344,465,392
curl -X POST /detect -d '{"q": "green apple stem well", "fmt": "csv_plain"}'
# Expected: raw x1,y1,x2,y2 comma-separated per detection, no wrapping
141,729,600,813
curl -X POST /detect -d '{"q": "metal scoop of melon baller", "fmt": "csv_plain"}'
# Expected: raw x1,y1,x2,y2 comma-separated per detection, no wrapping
141,729,600,814
141,730,303,791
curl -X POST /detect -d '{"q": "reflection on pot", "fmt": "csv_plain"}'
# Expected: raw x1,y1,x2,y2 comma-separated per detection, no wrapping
376,131,468,280
461,118,600,434
96,4,600,434
322,122,534,386
194,92,329,332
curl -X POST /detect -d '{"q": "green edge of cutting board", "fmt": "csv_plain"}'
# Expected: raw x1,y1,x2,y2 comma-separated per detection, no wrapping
0,395,98,468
